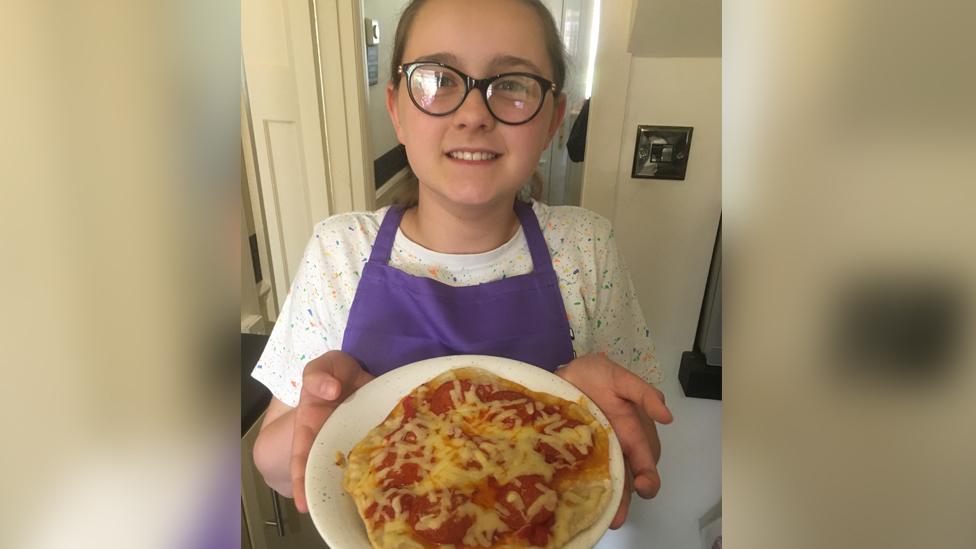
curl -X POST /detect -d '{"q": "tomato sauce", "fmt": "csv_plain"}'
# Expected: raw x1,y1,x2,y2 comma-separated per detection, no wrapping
366,375,607,548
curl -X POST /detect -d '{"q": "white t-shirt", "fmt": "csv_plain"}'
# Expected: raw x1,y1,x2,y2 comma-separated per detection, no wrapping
252,200,660,406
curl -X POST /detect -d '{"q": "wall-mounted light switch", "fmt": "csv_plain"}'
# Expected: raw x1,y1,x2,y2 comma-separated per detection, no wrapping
365,18,380,46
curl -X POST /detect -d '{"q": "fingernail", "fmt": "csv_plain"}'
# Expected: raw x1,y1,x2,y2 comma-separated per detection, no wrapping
323,381,339,399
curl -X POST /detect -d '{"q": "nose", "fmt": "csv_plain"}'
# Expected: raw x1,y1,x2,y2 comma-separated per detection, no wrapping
451,87,495,130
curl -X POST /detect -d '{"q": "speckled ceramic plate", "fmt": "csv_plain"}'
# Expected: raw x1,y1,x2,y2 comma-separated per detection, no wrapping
305,354,624,549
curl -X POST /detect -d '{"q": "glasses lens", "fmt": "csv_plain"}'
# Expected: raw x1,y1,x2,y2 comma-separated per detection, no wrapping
409,66,465,114
487,75,544,123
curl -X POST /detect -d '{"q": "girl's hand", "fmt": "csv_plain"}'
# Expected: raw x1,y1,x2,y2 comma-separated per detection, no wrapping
290,350,374,512
555,353,673,528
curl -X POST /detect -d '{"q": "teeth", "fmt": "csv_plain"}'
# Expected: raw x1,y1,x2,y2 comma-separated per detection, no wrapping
449,151,497,161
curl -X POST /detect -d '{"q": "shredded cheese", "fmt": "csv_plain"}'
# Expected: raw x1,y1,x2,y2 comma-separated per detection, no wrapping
342,368,610,548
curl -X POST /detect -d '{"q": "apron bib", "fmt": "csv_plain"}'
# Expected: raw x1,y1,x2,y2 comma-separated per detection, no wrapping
341,200,575,376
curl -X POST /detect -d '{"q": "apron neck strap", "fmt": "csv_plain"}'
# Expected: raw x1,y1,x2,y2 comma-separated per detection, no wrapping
368,205,406,263
368,200,552,272
514,200,553,273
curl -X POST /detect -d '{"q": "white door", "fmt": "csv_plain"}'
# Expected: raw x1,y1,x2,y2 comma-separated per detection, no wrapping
242,0,334,311
243,0,375,313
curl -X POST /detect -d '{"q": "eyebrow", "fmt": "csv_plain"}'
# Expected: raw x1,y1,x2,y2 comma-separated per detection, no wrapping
412,52,545,76
487,55,544,75
413,52,460,65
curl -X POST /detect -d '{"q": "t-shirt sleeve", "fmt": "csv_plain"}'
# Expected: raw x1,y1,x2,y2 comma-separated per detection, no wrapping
250,224,347,407
588,221,662,386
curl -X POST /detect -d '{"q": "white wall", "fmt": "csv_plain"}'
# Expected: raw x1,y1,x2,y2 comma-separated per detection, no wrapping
628,0,721,57
594,57,722,549
363,0,410,160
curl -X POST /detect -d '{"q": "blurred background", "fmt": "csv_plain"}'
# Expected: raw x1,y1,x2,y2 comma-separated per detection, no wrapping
2,1,974,549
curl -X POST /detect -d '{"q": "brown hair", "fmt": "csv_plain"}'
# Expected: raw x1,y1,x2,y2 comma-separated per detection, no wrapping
387,0,567,208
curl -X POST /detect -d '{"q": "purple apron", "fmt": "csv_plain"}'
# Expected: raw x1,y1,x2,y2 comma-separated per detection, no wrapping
340,200,575,376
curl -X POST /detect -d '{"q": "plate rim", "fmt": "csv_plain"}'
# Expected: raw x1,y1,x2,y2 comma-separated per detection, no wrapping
305,354,625,548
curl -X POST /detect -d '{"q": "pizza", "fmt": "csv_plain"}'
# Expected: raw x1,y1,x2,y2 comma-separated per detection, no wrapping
341,367,612,548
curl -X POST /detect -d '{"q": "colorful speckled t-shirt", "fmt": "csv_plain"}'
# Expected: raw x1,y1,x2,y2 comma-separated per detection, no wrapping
252,200,660,406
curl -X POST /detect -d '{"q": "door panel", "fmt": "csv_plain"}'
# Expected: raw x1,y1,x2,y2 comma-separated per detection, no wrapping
264,119,315,279
243,0,332,310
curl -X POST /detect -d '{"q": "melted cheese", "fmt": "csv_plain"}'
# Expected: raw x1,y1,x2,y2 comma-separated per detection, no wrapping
459,501,510,547
343,368,610,549
525,485,557,520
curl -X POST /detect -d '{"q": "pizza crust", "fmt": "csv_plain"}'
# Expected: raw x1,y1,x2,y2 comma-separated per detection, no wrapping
343,367,612,548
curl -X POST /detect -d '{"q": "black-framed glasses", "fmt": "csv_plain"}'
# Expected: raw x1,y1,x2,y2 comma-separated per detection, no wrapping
397,62,558,125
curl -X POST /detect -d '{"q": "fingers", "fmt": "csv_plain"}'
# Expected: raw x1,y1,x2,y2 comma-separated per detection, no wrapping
290,392,331,513
290,351,369,513
610,463,633,529
611,404,660,499
289,412,313,512
612,366,673,425
291,463,308,513
632,467,661,499
632,407,662,499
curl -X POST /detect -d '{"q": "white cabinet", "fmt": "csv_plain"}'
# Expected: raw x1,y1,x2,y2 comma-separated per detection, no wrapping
241,417,328,549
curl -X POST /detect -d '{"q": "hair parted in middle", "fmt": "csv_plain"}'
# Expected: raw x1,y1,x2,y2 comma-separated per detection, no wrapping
386,0,570,208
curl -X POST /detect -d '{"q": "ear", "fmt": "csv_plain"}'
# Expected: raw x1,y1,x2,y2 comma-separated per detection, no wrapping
544,92,568,147
386,82,406,144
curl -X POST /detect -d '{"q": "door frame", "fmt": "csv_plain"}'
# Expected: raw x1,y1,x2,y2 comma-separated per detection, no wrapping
579,0,634,222
314,0,375,213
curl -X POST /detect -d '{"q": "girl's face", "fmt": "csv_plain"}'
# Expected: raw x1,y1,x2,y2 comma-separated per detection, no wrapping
387,0,565,210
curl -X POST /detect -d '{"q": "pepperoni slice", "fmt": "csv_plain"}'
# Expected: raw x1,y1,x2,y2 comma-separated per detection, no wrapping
502,402,539,426
521,517,554,546
428,380,472,415
407,491,474,546
483,391,539,427
428,382,455,415
414,514,475,545
364,501,395,529
401,394,418,420
384,398,420,441
542,405,559,415
536,441,564,466
475,383,494,402
560,417,583,429
497,475,556,536
377,451,396,471
383,461,421,488
535,440,589,468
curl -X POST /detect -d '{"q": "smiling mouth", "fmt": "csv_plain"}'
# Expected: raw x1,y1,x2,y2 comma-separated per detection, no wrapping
446,150,501,161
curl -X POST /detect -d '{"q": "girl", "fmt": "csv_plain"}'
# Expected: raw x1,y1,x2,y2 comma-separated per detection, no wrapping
252,0,672,531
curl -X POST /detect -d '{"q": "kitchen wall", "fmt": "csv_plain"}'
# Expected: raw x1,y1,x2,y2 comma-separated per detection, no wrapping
615,57,722,383
583,3,723,544
363,0,410,162
602,55,722,549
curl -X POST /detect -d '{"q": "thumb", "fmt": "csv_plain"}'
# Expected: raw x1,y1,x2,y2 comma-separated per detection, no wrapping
302,369,342,401
302,351,366,402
